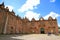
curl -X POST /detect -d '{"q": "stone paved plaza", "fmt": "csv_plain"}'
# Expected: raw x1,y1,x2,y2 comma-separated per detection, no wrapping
0,34,60,40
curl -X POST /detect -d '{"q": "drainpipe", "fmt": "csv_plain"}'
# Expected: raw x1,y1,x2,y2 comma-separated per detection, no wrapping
3,14,8,34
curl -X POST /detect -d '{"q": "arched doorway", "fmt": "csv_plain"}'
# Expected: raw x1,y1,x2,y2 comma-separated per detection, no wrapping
40,28,45,34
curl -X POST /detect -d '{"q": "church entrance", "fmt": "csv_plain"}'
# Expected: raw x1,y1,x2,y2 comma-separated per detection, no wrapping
40,28,45,34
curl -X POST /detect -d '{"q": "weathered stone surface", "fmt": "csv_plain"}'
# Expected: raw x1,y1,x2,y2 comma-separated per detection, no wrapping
0,3,58,34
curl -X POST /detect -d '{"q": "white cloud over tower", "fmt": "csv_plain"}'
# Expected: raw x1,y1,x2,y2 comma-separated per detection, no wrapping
18,0,40,12
5,5,14,11
44,12,60,19
18,0,40,20
24,11,40,20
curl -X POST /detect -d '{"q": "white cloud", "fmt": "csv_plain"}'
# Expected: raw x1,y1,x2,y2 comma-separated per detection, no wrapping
18,0,40,12
5,5,14,12
24,11,40,21
58,24,60,27
50,0,56,2
44,12,60,19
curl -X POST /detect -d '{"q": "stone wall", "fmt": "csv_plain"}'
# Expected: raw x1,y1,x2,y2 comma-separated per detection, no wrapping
0,3,58,34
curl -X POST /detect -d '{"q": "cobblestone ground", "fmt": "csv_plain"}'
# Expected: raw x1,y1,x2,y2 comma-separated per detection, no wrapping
0,34,60,40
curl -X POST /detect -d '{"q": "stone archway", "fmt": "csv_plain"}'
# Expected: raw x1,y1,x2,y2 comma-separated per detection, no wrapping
40,28,45,34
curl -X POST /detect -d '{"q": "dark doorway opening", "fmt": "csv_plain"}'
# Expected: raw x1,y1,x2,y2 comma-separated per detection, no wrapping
41,31,45,34
40,28,45,34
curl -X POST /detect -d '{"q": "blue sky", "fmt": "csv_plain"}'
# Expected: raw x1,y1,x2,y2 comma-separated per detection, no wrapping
0,0,60,27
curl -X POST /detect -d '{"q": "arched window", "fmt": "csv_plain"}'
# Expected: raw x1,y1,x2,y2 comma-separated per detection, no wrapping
40,28,44,31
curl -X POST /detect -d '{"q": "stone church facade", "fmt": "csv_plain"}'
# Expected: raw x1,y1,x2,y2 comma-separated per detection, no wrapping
0,3,58,34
